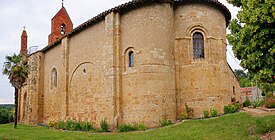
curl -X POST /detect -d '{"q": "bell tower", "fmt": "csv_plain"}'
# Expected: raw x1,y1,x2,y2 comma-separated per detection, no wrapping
48,2,73,45
20,27,28,56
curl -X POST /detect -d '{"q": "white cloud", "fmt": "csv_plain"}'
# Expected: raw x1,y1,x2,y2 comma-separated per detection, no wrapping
0,98,13,104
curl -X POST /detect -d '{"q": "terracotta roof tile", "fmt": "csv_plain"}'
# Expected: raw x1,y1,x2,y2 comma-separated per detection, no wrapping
240,87,254,93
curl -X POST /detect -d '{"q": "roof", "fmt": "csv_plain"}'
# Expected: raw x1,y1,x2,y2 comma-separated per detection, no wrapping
240,87,255,93
38,0,231,53
52,6,73,24
21,30,27,37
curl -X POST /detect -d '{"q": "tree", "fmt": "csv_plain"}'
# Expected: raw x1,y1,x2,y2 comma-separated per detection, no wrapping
227,0,275,83
2,53,29,128
234,69,252,87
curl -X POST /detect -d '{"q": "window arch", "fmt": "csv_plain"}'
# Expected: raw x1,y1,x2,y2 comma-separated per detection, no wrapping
128,51,134,67
61,23,66,35
51,68,57,89
193,32,204,59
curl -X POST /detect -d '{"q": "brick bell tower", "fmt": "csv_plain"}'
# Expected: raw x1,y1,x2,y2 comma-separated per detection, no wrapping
20,28,28,56
48,2,73,45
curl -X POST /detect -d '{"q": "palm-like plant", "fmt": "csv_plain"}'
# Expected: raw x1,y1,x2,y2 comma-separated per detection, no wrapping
2,53,29,128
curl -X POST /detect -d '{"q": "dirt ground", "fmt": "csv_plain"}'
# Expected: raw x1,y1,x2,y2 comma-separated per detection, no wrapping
242,107,275,117
261,131,275,140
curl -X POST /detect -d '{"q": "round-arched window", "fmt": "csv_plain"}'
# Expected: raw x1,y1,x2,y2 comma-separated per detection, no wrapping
128,51,134,67
193,32,204,59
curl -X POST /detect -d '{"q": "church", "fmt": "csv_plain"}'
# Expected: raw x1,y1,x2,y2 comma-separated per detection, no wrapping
18,0,240,129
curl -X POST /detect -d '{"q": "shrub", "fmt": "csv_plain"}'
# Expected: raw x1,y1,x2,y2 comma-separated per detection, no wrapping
137,123,146,131
48,121,56,127
255,118,275,134
160,119,172,127
80,121,93,132
118,124,135,132
210,108,218,117
118,123,146,132
264,98,275,108
100,119,109,132
224,102,241,114
65,119,73,130
185,104,194,118
224,105,236,114
65,119,81,131
233,102,241,110
178,113,188,120
252,100,262,108
56,120,65,130
243,99,251,107
203,110,209,118
52,120,93,131
160,113,172,127
71,121,81,131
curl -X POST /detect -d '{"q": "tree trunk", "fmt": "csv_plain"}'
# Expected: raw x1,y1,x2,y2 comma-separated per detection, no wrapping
14,87,18,129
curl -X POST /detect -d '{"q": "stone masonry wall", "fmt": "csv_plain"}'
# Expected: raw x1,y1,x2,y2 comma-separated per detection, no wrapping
19,52,44,124
68,20,116,128
174,3,238,117
43,44,67,123
120,3,176,127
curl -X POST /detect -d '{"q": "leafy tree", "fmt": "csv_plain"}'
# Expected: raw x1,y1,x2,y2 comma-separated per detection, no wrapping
234,69,252,87
234,69,275,93
259,83,275,96
0,107,14,124
227,0,275,83
2,54,29,128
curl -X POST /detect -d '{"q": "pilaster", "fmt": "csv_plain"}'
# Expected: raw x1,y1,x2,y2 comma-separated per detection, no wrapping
105,12,122,130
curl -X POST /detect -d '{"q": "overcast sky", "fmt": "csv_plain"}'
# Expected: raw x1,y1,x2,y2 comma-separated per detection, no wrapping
0,0,242,104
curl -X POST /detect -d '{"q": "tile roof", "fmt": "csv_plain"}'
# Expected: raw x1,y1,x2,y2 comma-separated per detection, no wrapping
240,87,254,93
38,0,231,53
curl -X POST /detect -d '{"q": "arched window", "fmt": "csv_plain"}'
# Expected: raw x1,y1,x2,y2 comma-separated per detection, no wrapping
51,68,57,89
61,23,66,35
129,51,134,67
193,32,204,59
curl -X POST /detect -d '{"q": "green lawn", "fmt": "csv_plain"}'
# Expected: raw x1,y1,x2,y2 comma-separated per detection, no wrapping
0,112,274,140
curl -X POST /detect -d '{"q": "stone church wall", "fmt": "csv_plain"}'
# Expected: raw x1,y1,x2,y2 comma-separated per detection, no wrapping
43,44,67,123
120,3,176,127
174,4,239,116
68,21,115,127
19,52,44,124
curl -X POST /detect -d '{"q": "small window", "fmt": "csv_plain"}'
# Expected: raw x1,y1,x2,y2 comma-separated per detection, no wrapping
129,51,134,67
233,86,235,95
193,32,204,59
61,23,66,35
51,68,57,89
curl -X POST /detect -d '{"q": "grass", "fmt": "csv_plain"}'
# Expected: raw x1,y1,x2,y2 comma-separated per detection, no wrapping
0,112,274,140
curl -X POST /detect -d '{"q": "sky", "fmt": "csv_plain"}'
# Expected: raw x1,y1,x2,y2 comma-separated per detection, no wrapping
0,0,242,104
